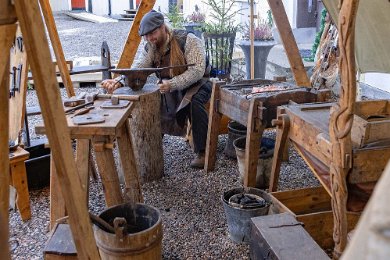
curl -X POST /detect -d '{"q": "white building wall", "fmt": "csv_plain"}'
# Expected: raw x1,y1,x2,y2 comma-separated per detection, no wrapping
111,0,131,15
49,0,70,11
92,0,108,15
154,0,169,13
362,73,390,93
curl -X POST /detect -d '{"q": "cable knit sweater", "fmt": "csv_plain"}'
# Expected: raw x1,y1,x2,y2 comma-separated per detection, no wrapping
118,32,206,91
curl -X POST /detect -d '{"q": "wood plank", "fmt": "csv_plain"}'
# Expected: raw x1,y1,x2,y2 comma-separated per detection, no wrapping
244,98,263,187
0,1,16,25
10,160,31,221
267,0,311,87
49,156,66,230
272,187,332,215
297,211,360,250
350,146,390,183
92,136,123,206
205,82,223,172
0,23,16,231
354,100,390,116
14,0,100,258
116,0,156,70
9,26,28,142
39,0,75,97
75,139,90,206
269,114,290,191
35,99,134,138
0,24,16,260
117,122,143,203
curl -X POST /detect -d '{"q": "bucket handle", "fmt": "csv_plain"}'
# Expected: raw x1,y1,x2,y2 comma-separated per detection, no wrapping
114,217,128,239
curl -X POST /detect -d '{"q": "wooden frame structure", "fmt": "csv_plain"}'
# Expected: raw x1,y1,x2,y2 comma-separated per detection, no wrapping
204,0,328,186
1,0,157,258
268,0,390,257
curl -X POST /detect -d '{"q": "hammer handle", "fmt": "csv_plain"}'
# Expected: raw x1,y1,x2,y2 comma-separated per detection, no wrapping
97,94,140,101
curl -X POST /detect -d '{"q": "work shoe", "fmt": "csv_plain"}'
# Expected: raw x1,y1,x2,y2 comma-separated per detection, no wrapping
190,153,205,169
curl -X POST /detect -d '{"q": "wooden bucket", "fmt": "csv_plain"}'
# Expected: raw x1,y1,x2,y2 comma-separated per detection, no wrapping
93,203,162,260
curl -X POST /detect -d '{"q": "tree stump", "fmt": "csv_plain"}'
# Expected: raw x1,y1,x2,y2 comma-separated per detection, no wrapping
115,84,164,182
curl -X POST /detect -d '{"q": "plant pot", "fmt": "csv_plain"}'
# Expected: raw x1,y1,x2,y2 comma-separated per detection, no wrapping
224,121,247,159
183,23,203,38
238,40,276,79
233,136,275,189
222,187,271,244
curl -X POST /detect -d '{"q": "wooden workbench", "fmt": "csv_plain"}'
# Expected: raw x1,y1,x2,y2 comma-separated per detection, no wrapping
36,98,143,228
204,79,330,187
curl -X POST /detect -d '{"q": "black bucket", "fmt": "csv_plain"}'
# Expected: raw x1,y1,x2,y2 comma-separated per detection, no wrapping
25,144,51,190
233,136,275,189
224,121,247,159
222,187,271,244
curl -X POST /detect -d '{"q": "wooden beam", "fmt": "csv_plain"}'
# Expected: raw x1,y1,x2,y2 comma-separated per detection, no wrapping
0,24,16,260
14,0,100,258
329,0,359,257
116,0,156,70
267,0,311,87
9,26,29,142
39,0,75,97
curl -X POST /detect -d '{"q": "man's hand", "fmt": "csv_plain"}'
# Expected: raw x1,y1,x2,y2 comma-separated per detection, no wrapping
158,80,171,94
101,79,122,94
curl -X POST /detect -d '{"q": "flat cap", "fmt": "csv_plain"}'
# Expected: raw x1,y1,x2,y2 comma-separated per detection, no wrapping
139,10,165,36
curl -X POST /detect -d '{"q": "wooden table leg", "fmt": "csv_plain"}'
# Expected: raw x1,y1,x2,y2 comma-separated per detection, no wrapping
49,155,66,230
205,82,222,172
244,99,263,187
76,139,90,206
93,136,123,207
117,122,143,203
269,114,290,192
10,162,31,221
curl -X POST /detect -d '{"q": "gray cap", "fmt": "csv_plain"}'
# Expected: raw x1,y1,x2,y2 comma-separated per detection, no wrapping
139,10,165,36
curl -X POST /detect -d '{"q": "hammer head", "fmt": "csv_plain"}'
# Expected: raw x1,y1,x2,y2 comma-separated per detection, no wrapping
86,93,98,103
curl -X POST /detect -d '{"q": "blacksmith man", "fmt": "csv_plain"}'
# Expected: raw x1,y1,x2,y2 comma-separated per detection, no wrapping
102,10,212,168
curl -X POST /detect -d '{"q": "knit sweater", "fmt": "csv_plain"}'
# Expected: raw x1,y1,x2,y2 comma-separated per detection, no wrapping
130,33,206,91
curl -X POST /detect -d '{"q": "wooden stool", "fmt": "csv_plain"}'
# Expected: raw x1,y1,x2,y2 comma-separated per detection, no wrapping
9,147,31,221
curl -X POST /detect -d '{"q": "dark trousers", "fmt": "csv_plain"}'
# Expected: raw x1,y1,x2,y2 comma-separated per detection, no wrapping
186,82,212,154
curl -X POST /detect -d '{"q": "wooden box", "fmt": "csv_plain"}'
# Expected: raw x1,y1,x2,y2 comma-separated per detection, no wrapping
269,187,360,249
250,213,329,260
352,100,390,147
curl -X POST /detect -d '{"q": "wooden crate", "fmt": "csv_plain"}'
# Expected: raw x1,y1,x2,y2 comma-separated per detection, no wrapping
352,100,390,147
269,187,360,249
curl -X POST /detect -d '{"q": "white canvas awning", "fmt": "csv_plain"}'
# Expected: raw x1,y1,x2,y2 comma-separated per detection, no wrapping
323,0,390,73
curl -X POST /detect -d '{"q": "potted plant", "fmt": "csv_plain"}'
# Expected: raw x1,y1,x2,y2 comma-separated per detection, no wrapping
202,0,242,80
165,5,184,29
183,5,206,38
239,11,276,79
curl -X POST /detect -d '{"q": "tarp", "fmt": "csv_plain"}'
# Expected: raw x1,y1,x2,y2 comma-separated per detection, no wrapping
323,0,390,73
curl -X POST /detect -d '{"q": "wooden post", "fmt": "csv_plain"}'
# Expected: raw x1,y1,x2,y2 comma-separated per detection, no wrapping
267,0,311,87
329,0,359,258
269,114,290,192
127,84,164,182
14,0,100,258
39,0,75,97
244,98,264,187
117,122,143,203
0,23,17,260
204,82,223,172
250,0,254,79
116,0,156,70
